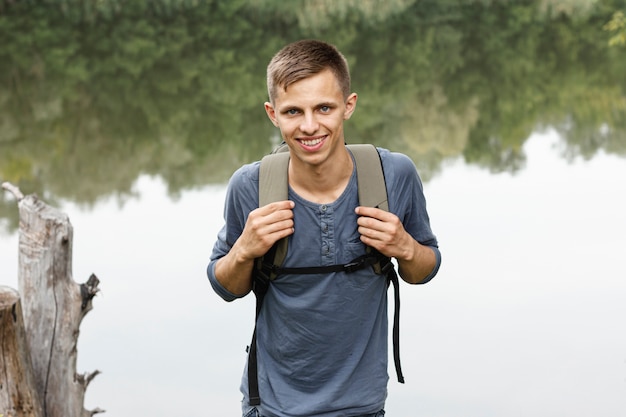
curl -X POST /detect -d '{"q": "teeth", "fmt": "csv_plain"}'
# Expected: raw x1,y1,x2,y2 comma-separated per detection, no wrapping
301,138,322,146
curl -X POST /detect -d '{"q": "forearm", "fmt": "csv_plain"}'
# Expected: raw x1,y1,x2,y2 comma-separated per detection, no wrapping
214,245,255,296
397,239,438,284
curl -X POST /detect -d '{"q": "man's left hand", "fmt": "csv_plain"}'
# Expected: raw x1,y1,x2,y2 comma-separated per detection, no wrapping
355,206,413,261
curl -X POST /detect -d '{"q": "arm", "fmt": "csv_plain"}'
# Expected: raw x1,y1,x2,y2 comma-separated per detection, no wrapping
214,200,295,296
355,206,437,284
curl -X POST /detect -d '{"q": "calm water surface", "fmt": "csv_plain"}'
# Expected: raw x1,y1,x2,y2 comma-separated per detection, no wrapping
1,129,625,416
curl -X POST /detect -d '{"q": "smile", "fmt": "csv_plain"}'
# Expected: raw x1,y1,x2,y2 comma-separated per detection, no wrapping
299,137,325,146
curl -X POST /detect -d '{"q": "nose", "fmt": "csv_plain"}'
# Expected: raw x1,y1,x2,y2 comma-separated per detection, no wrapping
300,111,319,135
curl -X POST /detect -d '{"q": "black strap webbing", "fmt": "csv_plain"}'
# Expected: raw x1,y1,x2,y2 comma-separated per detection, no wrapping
247,328,261,406
388,266,405,383
247,242,278,406
259,253,384,277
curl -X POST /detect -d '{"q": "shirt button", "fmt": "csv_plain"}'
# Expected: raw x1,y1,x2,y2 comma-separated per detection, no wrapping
321,204,327,212
322,241,329,255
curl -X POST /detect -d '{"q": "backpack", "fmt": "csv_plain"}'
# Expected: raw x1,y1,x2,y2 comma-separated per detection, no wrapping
247,143,404,406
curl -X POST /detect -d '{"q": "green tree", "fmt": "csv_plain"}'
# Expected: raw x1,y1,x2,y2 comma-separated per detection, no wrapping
604,10,626,46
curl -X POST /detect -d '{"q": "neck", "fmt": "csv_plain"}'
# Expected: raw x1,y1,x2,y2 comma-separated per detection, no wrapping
288,146,353,204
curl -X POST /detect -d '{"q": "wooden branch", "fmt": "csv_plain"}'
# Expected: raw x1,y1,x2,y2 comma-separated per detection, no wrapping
1,182,24,201
80,274,100,312
0,286,44,417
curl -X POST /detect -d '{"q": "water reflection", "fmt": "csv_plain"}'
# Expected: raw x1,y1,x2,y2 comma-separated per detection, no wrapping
1,0,625,231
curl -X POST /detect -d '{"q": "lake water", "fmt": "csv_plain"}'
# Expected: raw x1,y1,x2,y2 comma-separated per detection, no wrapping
1,128,625,416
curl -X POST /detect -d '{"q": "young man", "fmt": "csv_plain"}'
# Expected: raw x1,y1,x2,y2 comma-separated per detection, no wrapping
207,39,441,417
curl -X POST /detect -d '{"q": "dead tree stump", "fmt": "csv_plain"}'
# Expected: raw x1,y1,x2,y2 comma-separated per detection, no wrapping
1,182,103,417
0,286,44,417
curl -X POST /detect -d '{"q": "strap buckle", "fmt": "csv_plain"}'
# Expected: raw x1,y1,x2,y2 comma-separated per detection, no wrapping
343,260,363,273
381,258,394,275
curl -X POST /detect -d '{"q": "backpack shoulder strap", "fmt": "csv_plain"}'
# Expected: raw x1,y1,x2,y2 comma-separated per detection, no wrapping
259,151,289,206
249,147,290,406
347,144,388,211
258,151,290,276
348,144,404,383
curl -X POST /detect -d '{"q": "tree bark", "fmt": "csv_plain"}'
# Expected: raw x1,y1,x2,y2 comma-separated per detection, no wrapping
2,182,103,417
0,286,44,417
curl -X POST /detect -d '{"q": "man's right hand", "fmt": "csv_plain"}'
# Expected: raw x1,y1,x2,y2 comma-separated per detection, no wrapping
214,200,294,296
237,200,295,260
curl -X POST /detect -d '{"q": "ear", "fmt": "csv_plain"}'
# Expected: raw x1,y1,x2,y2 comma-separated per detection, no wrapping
264,102,279,127
343,93,358,120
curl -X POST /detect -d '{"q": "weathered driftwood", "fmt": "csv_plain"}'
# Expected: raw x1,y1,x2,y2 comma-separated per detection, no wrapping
1,182,103,417
0,286,44,417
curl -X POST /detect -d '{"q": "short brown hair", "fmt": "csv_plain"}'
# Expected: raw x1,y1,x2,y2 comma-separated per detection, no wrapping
266,39,351,103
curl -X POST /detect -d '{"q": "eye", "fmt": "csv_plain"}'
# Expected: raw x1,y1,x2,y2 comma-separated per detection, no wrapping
286,108,300,115
319,105,331,113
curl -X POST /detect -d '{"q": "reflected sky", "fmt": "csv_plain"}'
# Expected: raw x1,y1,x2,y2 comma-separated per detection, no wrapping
1,129,625,416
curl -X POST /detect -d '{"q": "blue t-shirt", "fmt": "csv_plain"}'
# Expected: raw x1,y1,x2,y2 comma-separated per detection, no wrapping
208,148,440,417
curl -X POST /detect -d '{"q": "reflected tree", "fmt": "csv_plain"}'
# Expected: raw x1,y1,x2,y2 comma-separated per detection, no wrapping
1,0,625,230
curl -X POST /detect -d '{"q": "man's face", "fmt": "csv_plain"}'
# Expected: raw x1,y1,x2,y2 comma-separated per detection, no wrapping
264,69,357,168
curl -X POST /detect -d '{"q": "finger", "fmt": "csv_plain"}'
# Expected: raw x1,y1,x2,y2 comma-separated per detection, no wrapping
260,200,295,213
264,218,295,235
355,205,387,218
247,212,292,238
358,225,387,243
358,233,388,255
241,220,293,257
356,215,387,234
257,201,294,223
249,202,293,226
